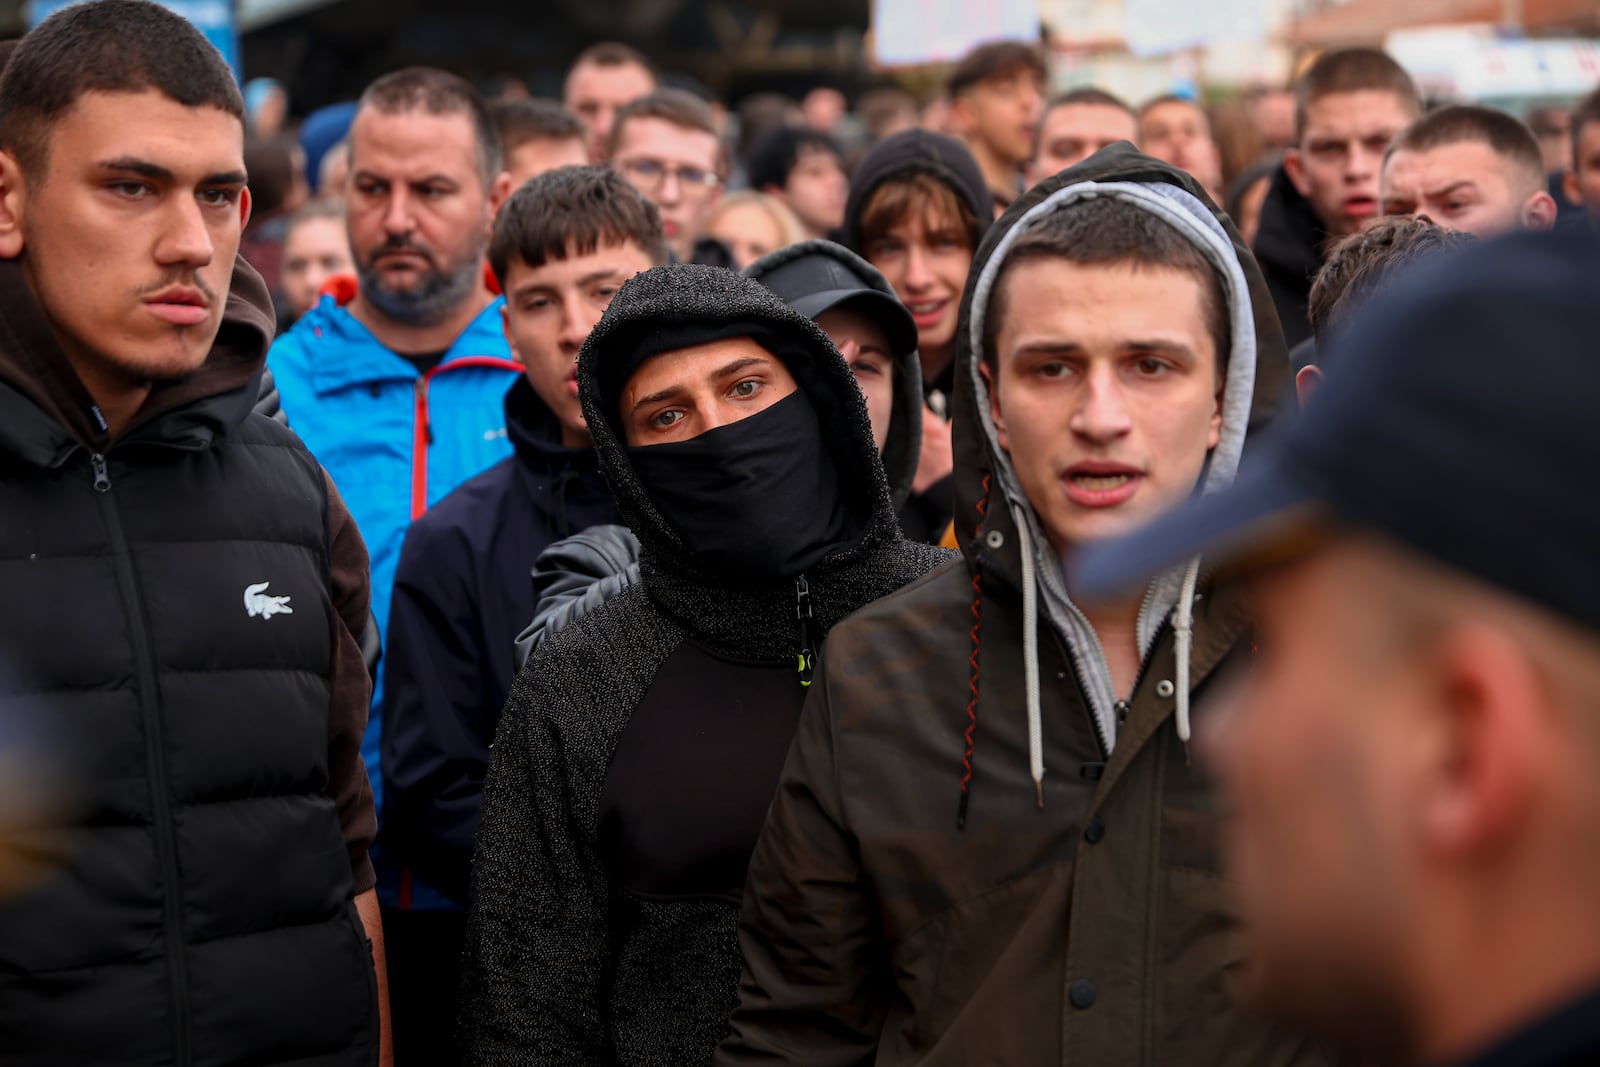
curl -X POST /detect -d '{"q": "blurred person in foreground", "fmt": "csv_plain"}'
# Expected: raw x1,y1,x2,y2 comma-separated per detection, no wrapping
563,42,657,162
266,68,521,1057
490,97,589,191
606,88,731,266
1380,105,1557,237
703,190,805,270
0,2,389,1062
748,126,849,241
1073,228,1600,1067
280,199,356,324
1256,48,1420,349
1297,215,1472,405
1138,94,1224,201
714,142,1325,1067
946,39,1047,211
458,264,946,1065
1564,86,1600,224
381,167,662,1060
843,129,993,542
1028,87,1138,185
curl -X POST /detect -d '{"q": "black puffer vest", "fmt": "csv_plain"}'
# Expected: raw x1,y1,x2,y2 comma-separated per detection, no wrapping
0,374,378,1066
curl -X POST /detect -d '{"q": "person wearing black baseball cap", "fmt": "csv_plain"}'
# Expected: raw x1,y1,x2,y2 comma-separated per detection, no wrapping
1073,230,1600,1067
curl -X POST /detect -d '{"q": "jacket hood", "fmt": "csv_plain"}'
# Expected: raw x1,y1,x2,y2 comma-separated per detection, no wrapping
840,130,994,255
577,262,907,656
0,252,276,464
743,238,923,511
950,142,1289,765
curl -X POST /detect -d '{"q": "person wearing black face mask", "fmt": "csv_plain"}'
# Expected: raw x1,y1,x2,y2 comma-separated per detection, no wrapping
457,264,949,1067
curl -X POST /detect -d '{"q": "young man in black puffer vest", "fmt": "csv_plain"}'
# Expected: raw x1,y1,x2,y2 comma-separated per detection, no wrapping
458,264,949,1066
0,3,388,1064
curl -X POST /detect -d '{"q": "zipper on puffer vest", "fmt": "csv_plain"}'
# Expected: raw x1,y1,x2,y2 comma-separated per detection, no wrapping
92,452,194,1067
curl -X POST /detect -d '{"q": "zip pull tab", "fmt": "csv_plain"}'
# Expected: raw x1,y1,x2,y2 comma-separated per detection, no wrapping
795,575,815,688
91,452,111,493
414,376,434,445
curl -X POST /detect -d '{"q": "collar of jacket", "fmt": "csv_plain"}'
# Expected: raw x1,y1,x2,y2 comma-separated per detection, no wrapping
299,295,511,396
1252,162,1328,281
0,253,273,463
504,374,604,478
577,262,905,660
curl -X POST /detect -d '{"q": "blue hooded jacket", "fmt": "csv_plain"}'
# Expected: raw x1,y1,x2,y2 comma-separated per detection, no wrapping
268,292,522,823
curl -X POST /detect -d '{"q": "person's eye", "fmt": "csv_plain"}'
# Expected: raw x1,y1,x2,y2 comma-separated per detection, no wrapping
632,160,664,178
1034,361,1071,380
1134,358,1171,377
521,296,552,312
679,166,709,186
109,180,153,199
354,180,385,198
199,188,239,208
419,185,450,199
851,361,884,378
868,240,903,259
649,408,684,429
593,285,620,302
731,378,762,398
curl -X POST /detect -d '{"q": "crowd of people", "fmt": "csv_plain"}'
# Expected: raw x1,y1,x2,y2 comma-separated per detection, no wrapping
2,1,1600,1066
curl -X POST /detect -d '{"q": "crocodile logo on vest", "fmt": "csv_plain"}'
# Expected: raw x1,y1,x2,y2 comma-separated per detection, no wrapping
244,581,294,620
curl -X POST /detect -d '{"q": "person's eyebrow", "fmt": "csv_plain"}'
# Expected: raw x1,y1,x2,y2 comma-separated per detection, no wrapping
1012,340,1085,359
97,158,248,187
578,268,627,287
1124,340,1196,359
508,282,555,303
631,383,688,412
1423,179,1478,199
629,356,773,414
712,355,771,379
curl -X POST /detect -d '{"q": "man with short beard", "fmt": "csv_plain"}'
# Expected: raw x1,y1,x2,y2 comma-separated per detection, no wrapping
267,66,520,1048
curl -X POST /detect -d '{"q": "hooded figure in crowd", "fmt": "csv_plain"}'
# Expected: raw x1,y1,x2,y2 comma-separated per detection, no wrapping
713,145,1337,1065
511,239,927,660
458,264,948,1066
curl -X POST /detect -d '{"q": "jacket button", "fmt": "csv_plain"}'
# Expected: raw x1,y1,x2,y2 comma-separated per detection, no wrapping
1156,679,1176,698
1083,817,1105,844
1069,979,1097,1009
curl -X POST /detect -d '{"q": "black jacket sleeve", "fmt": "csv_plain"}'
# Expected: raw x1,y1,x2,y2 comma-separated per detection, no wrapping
379,516,495,905
714,652,892,1066
513,524,641,670
459,654,614,1065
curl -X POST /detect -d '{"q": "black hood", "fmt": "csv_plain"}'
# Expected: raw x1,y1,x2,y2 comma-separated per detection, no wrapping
1251,163,1327,349
577,263,910,654
743,239,923,512
840,130,994,254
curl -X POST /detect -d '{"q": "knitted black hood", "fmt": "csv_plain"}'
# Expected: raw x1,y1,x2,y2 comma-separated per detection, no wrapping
743,239,923,512
577,262,944,658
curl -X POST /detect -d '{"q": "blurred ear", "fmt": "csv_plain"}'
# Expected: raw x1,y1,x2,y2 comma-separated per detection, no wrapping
488,170,513,220
1295,365,1323,409
237,186,254,233
499,303,521,362
1284,148,1312,199
978,357,1008,452
0,150,27,260
948,95,977,138
1522,190,1558,232
1416,624,1542,861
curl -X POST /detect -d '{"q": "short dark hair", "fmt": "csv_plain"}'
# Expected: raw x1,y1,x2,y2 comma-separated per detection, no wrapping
1571,86,1600,169
1307,216,1472,347
1050,87,1136,120
605,88,725,172
568,42,655,81
0,0,243,179
1387,105,1545,192
244,136,300,219
985,197,1230,374
747,126,842,191
1138,93,1205,123
857,171,981,257
489,164,667,283
1294,48,1419,143
490,98,586,155
1526,105,1569,139
357,67,502,185
948,40,1047,99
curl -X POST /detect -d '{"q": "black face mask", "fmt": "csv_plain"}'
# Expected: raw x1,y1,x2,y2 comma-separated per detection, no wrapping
628,390,860,579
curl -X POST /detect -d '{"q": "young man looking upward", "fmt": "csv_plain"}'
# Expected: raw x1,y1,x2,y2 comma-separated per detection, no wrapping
1380,105,1557,236
0,2,389,1062
1255,48,1420,348
946,39,1048,211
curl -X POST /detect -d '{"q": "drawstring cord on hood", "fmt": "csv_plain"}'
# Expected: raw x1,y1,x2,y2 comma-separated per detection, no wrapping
957,473,991,830
1173,557,1202,766
1010,501,1045,809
